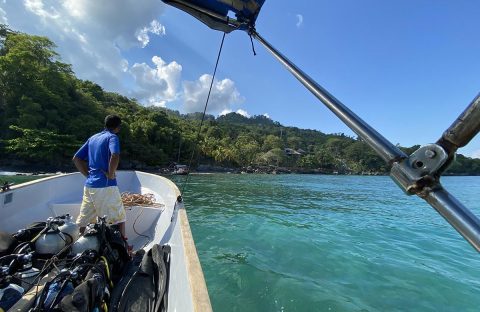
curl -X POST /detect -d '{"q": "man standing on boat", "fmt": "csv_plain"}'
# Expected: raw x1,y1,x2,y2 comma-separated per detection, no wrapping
72,115,126,238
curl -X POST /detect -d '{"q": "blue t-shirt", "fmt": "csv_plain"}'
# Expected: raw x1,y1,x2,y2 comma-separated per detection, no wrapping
74,130,120,188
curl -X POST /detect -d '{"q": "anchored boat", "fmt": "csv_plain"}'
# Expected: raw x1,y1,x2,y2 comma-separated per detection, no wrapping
0,171,211,311
172,164,190,175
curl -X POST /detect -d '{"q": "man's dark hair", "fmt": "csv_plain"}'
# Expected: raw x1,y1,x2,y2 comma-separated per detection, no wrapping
105,115,121,130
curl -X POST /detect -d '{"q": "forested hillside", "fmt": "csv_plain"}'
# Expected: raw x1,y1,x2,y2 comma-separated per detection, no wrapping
1,25,479,175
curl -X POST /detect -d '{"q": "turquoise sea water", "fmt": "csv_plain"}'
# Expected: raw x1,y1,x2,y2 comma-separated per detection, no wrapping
172,175,480,312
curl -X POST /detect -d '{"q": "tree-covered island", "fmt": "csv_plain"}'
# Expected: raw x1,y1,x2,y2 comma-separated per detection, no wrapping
1,25,479,175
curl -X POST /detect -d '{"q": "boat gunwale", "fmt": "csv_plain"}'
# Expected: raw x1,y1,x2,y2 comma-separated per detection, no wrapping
2,172,78,192
179,207,213,312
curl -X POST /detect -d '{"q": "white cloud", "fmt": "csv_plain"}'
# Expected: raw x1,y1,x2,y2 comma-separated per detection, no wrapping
130,56,182,106
218,108,250,118
296,14,303,28
219,109,232,116
183,74,244,114
24,0,60,19
136,20,166,48
472,149,480,159
1,1,245,111
263,113,270,119
2,0,165,93
236,109,250,117
219,109,250,117
0,7,7,24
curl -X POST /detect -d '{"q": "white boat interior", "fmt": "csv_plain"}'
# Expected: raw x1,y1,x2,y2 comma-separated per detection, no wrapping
0,171,212,312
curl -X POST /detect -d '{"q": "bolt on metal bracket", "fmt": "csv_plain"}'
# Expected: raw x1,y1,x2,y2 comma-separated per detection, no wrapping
390,144,449,195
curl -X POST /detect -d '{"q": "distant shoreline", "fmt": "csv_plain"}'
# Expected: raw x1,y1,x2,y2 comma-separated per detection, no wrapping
1,168,477,177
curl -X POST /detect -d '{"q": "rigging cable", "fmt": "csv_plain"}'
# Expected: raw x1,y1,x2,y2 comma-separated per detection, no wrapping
181,32,227,195
248,31,257,56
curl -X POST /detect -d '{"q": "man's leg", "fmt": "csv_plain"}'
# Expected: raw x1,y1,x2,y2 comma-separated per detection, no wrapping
99,186,126,236
77,187,96,234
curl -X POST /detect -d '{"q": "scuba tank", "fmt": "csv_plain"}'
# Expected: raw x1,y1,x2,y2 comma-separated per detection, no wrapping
71,224,100,255
10,214,78,255
71,235,99,255
58,214,79,244
35,217,67,255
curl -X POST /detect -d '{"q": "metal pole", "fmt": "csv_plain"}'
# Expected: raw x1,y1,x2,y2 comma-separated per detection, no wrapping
251,30,407,164
438,93,480,154
424,187,480,251
252,29,480,252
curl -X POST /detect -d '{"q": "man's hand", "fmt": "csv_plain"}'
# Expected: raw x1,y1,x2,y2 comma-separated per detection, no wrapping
101,170,115,179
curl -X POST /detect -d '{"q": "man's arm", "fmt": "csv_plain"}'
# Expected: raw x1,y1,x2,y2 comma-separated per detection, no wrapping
73,156,89,177
108,153,120,179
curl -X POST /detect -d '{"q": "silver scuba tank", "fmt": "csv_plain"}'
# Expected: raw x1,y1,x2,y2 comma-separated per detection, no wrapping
71,222,100,255
71,235,99,255
35,230,66,255
34,217,67,255
58,214,79,244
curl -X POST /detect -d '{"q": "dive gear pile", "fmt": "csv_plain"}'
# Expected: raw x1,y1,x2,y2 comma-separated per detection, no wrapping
0,215,170,312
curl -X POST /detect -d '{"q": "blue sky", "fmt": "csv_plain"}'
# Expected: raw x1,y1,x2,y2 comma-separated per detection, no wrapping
2,1,479,157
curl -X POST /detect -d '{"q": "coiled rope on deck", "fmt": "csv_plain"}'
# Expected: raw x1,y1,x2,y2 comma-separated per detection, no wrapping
121,192,164,208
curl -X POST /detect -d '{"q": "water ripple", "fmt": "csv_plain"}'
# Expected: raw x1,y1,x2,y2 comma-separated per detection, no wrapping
171,174,480,312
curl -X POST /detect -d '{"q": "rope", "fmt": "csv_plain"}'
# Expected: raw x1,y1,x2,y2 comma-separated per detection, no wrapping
181,32,227,195
249,33,257,56
133,207,151,248
121,192,163,248
121,192,163,208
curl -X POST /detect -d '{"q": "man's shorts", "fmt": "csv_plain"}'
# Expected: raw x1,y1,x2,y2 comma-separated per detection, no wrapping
77,186,126,227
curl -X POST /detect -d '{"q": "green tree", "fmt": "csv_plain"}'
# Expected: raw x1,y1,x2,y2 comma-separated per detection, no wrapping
262,134,282,152
1,25,479,175
4,125,79,163
0,27,75,136
286,135,302,149
233,134,260,166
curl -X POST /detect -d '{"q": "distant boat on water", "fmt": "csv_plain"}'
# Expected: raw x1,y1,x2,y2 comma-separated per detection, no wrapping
172,164,189,175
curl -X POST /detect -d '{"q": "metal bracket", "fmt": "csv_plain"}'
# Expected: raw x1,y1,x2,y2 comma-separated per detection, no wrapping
390,144,449,195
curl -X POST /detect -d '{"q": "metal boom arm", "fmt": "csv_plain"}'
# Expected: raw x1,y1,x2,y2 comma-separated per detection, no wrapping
251,30,480,252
